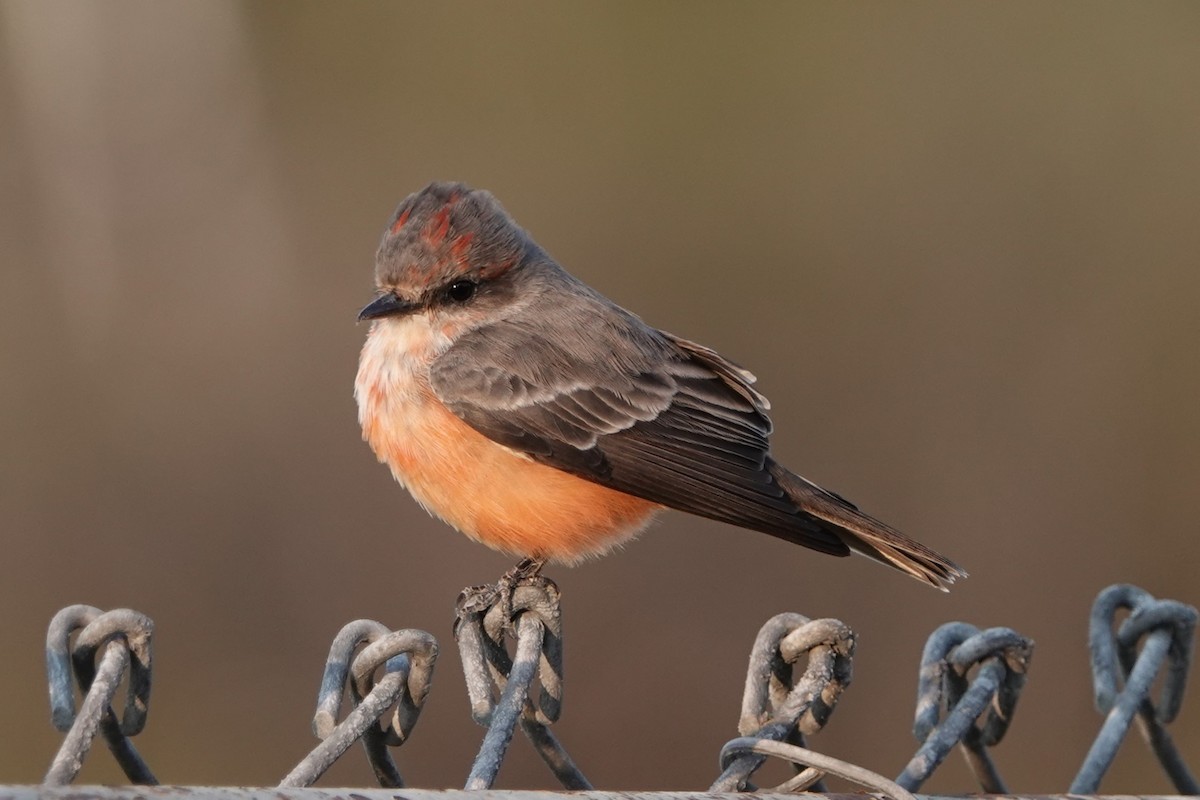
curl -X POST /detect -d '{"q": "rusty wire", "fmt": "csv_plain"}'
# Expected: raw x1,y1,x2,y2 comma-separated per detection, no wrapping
1071,583,1198,793
710,613,855,792
896,621,1033,792
455,578,590,790
44,605,156,785
280,620,437,788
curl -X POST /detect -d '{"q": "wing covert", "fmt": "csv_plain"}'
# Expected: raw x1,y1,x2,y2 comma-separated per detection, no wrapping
429,313,849,556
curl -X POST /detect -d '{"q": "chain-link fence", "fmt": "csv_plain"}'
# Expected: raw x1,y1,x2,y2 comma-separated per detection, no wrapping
33,582,1197,797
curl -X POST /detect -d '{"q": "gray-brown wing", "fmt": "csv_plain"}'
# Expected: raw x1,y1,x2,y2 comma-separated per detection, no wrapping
428,315,849,556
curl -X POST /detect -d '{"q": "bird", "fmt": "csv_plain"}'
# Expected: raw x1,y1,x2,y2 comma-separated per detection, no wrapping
355,182,966,590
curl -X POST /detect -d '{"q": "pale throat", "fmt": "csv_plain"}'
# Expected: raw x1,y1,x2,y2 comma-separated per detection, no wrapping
355,312,454,425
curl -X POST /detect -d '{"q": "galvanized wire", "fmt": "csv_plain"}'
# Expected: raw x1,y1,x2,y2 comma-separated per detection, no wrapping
6,791,1200,800
280,620,437,787
711,613,855,792
719,737,917,800
896,622,1033,792
44,606,156,785
33,582,1196,794
1071,583,1198,793
455,578,590,790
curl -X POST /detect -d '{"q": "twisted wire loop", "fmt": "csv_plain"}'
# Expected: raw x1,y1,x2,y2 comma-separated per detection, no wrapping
279,620,438,788
455,578,590,790
1070,583,1198,793
710,613,855,792
44,605,157,785
895,621,1033,793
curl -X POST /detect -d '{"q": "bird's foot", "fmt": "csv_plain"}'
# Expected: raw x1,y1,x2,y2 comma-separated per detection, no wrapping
457,557,549,631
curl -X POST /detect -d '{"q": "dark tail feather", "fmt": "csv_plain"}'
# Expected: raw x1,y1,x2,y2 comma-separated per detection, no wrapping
769,461,967,591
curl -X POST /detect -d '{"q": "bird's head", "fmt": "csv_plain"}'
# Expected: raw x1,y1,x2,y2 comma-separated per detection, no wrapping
358,182,536,326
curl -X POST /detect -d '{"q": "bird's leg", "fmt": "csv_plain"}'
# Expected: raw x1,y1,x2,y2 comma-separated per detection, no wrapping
504,556,547,584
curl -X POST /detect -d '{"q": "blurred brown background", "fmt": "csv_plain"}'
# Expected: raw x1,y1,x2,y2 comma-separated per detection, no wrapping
2,1,1198,792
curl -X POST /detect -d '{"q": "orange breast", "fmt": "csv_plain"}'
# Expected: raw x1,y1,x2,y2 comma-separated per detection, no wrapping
356,322,660,563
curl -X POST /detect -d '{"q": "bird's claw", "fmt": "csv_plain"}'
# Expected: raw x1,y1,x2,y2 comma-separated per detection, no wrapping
456,557,549,632
457,582,501,616
456,561,554,633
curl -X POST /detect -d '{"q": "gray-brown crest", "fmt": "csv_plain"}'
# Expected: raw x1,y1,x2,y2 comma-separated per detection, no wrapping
374,182,529,298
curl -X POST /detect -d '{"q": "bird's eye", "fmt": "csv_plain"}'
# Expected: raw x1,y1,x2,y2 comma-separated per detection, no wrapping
447,280,477,303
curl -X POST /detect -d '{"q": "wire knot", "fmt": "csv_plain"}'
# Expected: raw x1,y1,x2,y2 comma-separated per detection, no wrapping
712,612,855,792
738,613,855,738
312,621,438,745
1090,583,1196,723
456,575,589,789
280,619,438,788
1070,583,1198,793
897,621,1033,793
44,605,157,785
913,622,1032,746
457,577,563,726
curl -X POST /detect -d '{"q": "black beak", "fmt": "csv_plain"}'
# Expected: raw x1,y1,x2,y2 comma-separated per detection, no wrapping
358,292,418,321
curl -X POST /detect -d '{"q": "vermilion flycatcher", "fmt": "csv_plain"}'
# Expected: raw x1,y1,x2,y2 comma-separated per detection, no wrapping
355,182,965,589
